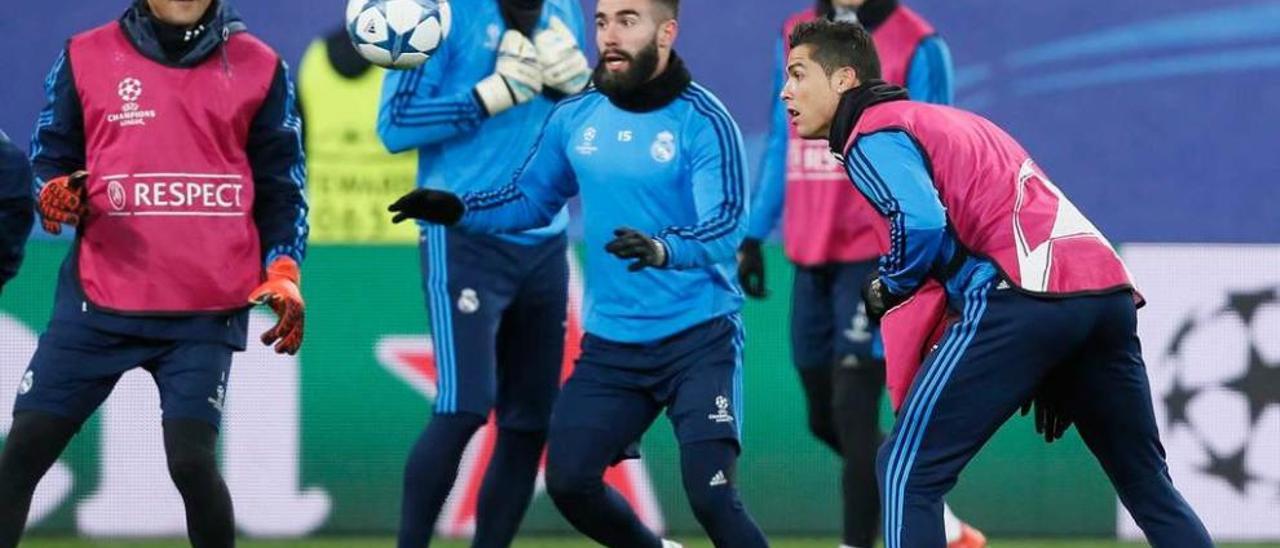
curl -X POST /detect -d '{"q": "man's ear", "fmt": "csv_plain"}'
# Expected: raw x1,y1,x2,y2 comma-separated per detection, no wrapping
832,66,860,93
659,18,679,49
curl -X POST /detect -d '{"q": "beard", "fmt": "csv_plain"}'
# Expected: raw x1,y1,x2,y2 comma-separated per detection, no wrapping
593,40,661,96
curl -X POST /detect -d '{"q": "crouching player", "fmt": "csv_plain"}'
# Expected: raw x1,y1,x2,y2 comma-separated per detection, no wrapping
0,1,307,546
780,19,1211,548
388,1,769,545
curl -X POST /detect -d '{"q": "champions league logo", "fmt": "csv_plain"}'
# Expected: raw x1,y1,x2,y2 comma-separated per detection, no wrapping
117,77,143,102
108,77,157,127
1122,244,1280,540
1159,287,1280,497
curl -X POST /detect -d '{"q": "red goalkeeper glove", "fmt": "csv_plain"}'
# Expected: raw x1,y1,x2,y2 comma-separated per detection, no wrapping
248,257,305,355
38,171,89,235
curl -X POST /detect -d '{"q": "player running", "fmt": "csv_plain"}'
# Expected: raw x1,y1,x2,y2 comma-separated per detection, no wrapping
0,131,34,296
387,0,768,545
377,0,592,545
0,1,307,546
781,19,1211,548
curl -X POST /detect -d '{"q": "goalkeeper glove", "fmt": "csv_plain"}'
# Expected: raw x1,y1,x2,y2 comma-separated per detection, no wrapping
388,188,464,225
535,16,591,96
248,257,305,355
474,30,543,116
605,227,667,272
38,171,88,235
736,238,767,299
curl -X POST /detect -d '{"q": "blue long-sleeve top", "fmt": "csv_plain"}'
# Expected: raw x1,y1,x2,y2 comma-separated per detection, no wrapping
0,131,34,292
377,0,585,244
747,34,954,241
28,3,307,347
459,84,749,343
842,131,996,301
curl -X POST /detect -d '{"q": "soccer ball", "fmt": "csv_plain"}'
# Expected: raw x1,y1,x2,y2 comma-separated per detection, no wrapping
346,0,452,69
1159,287,1280,497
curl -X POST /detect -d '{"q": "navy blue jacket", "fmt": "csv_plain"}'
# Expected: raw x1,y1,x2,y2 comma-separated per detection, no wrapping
29,2,307,347
0,131,34,292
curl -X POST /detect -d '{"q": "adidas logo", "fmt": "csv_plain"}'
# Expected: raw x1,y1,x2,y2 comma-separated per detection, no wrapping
997,280,1011,290
709,470,727,487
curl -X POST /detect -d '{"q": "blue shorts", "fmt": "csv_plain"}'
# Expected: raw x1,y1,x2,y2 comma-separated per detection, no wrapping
791,260,883,370
419,225,567,431
550,314,745,450
14,321,234,427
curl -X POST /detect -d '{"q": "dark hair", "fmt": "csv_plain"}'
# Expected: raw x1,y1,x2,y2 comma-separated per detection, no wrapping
788,18,881,80
654,0,679,18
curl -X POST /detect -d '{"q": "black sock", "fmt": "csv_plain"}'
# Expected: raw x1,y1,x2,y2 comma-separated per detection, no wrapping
397,413,486,547
799,365,841,453
833,361,886,547
0,412,79,548
163,419,234,548
679,440,769,548
473,428,546,548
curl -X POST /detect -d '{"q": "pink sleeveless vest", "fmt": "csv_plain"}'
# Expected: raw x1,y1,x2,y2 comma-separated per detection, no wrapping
779,7,934,266
69,23,277,313
844,100,1137,297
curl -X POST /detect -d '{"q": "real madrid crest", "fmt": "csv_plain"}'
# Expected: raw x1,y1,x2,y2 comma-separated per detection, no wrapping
650,131,676,164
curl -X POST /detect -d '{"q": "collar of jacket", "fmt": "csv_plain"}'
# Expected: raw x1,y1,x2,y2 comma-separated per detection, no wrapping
827,79,910,156
594,51,693,113
120,0,248,68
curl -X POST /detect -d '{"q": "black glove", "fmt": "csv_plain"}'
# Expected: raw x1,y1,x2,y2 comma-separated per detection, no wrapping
388,189,465,225
1020,381,1073,443
861,271,906,325
604,227,667,272
737,238,767,299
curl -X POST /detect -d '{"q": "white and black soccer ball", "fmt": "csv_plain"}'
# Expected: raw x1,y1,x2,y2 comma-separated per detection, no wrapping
346,0,452,69
1159,287,1280,497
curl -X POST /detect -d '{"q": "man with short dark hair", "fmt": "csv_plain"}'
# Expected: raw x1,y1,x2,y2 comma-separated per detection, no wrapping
781,18,1211,548
737,2,981,546
388,0,768,545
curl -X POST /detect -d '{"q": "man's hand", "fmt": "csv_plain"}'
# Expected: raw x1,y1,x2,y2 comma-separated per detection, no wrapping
737,238,767,299
605,227,667,272
1020,375,1074,443
248,257,304,355
535,16,591,96
861,272,906,324
388,188,464,225
1020,395,1073,443
474,30,543,116
38,171,88,235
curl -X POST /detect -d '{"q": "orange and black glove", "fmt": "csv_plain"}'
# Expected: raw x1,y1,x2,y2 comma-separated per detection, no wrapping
38,171,89,235
248,257,305,355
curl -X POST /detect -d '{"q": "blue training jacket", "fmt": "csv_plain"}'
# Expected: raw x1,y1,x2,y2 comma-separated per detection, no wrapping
460,81,750,343
377,0,586,244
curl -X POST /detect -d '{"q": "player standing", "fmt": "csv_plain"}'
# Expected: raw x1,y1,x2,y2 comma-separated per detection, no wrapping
781,19,1212,548
0,131,34,295
376,0,592,546
0,1,307,546
737,1,984,547
387,1,769,545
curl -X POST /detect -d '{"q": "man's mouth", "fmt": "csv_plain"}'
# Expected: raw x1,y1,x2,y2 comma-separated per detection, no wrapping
603,51,630,71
